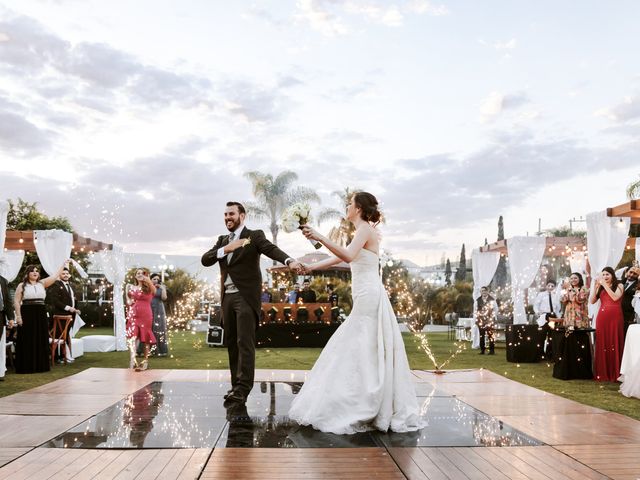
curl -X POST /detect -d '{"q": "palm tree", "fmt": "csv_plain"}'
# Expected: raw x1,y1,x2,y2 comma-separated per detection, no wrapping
317,187,358,246
243,170,321,247
627,176,640,200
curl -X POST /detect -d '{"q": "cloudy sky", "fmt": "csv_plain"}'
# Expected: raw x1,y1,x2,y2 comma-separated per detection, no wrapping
1,0,638,266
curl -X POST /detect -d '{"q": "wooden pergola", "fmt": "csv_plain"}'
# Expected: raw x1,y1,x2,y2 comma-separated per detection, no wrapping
3,230,112,253
480,200,639,256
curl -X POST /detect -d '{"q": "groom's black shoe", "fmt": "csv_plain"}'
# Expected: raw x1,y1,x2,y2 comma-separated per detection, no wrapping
224,391,246,405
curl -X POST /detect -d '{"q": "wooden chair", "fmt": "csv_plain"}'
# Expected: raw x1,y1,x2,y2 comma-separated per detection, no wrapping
50,315,73,366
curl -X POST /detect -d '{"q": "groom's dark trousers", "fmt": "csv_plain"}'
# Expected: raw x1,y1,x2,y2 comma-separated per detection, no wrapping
202,227,291,398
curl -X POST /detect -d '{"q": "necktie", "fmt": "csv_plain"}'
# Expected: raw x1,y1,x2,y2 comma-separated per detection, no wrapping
227,232,235,261
548,292,554,313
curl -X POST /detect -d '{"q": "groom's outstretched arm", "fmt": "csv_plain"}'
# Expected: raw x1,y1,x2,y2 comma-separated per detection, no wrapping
252,230,291,266
201,235,225,267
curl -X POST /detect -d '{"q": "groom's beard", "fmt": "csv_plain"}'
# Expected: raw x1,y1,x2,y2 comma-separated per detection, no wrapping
226,218,241,232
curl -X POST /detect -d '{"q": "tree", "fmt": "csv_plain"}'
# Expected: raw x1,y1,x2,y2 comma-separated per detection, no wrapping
5,198,80,280
317,187,357,246
243,170,321,247
455,243,466,282
627,175,640,200
492,215,508,288
444,259,452,286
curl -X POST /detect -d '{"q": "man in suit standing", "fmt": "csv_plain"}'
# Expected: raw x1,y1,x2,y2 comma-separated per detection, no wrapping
621,266,639,337
0,273,15,381
475,286,498,355
298,279,317,303
202,201,302,405
46,267,80,363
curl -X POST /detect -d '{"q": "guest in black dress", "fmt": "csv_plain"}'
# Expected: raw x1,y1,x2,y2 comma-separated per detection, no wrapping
13,263,67,373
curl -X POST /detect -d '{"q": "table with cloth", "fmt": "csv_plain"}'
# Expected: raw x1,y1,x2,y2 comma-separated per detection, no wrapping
455,317,480,348
551,328,594,380
620,324,640,398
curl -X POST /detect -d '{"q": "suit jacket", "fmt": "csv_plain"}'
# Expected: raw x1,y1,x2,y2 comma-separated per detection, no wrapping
621,278,639,323
0,275,15,326
201,228,291,324
46,279,76,318
298,289,317,303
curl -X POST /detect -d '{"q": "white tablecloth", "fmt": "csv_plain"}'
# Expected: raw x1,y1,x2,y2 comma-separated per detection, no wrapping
621,325,640,376
456,318,480,348
620,324,640,399
82,335,116,352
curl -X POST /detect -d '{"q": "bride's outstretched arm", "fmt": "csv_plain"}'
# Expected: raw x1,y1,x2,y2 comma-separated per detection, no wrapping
304,256,342,272
301,225,370,263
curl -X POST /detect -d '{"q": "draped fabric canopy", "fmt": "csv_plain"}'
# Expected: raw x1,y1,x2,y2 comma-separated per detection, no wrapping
471,249,501,305
34,230,73,277
507,236,547,325
470,249,500,348
569,251,587,276
0,201,24,281
98,245,127,351
586,211,631,324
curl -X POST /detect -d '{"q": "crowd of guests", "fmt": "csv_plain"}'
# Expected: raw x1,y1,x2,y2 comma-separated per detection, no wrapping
0,264,170,378
475,264,640,383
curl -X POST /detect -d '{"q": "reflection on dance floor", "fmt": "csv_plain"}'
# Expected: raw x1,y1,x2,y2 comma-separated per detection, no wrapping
44,381,541,449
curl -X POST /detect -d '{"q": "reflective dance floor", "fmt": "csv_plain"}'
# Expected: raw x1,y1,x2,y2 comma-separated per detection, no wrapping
2,368,640,479
43,380,540,449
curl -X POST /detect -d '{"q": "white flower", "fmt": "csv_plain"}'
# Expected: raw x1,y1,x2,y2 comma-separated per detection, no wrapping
281,202,313,232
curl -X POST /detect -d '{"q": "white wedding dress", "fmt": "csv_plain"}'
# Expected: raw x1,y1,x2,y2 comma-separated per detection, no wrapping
288,249,423,434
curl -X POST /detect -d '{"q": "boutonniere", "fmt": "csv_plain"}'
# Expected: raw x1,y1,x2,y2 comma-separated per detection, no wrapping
241,237,251,247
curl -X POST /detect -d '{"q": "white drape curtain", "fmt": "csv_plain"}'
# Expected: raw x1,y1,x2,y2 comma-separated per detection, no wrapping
508,236,547,325
34,230,73,276
636,238,640,262
569,251,587,275
99,245,127,351
0,250,25,282
0,201,8,252
470,249,500,348
0,202,25,282
586,211,630,324
471,249,501,305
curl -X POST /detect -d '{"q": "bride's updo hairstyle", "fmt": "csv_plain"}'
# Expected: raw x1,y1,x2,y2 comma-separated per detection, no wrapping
353,191,382,225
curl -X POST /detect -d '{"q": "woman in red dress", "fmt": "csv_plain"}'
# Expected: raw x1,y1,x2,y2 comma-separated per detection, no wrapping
590,266,624,382
126,268,157,371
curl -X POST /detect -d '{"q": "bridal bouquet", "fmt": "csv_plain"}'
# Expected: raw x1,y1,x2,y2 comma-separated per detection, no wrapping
281,203,322,250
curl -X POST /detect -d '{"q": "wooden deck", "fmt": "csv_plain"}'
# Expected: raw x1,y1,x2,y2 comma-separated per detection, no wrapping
0,367,638,479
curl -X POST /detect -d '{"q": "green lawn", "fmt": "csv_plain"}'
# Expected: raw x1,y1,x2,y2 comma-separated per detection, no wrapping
2,327,638,421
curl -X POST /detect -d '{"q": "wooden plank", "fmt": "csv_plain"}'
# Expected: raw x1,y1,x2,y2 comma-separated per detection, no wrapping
0,448,31,468
48,450,105,480
132,450,178,479
0,448,62,480
470,448,530,480
507,447,598,480
113,450,159,480
481,448,552,480
437,448,490,480
69,450,127,480
176,449,210,480
156,450,200,480
420,448,466,479
386,448,439,480
92,450,140,480
453,448,512,480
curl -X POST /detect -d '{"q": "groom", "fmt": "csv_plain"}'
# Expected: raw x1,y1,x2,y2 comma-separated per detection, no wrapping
202,201,302,404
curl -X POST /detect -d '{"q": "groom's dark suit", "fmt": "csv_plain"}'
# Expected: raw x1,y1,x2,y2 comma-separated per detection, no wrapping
202,226,293,399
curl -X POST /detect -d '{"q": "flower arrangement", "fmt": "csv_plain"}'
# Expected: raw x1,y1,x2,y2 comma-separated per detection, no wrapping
281,203,321,249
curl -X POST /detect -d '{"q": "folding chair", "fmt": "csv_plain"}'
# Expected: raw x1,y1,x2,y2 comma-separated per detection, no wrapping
50,315,73,366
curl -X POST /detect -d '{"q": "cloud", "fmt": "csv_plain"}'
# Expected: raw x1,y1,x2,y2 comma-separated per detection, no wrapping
595,95,640,122
493,38,517,50
295,0,350,37
0,111,55,155
480,91,529,121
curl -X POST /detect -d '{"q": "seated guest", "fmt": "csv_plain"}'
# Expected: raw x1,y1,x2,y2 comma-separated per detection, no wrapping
560,273,590,329
298,280,317,303
288,284,300,304
260,282,272,303
620,266,639,337
277,285,288,303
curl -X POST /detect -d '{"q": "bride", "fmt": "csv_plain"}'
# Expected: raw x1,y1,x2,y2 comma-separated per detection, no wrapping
288,191,423,435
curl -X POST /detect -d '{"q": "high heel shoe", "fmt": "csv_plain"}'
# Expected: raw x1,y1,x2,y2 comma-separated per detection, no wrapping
129,358,138,369
135,360,149,372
